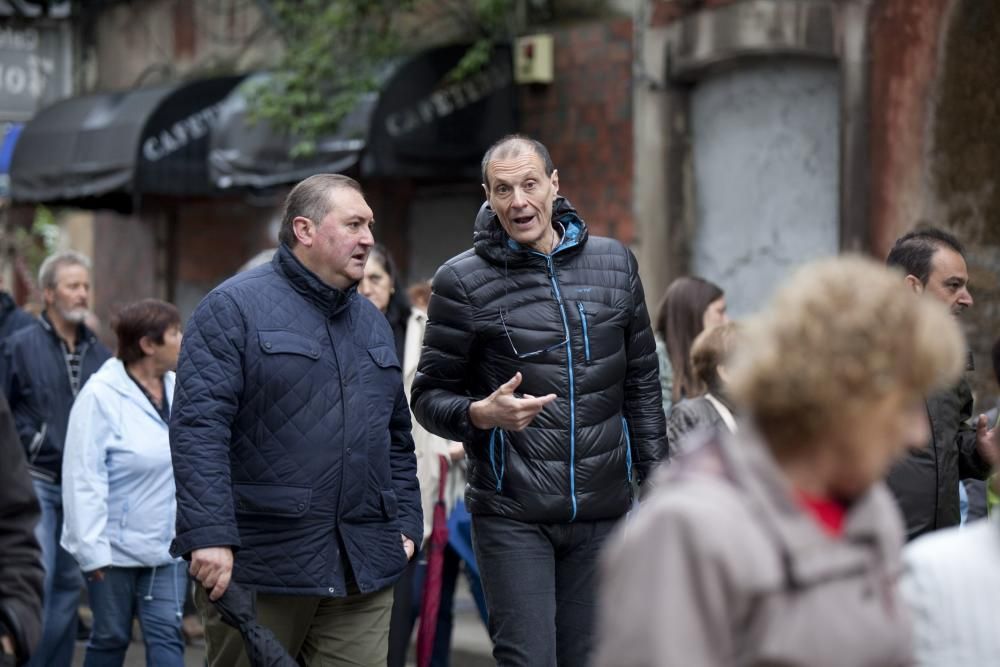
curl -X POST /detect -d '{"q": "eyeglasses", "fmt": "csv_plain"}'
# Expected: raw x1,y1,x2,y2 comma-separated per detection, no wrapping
499,306,569,359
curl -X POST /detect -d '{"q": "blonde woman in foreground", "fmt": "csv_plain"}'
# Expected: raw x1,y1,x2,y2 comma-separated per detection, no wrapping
593,256,966,667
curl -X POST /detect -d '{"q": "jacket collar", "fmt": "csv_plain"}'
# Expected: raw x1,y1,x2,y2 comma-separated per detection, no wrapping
40,309,97,349
99,358,175,424
703,429,899,588
472,196,589,267
273,244,356,318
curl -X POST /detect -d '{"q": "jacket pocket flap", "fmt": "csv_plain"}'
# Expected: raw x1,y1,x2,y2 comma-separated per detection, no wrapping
368,345,401,369
380,488,399,518
258,330,321,359
234,483,312,518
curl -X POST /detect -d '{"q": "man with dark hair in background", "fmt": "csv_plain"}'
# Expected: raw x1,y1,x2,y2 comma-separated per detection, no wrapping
885,228,997,540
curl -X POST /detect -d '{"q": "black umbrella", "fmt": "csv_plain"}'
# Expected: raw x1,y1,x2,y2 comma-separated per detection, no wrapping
212,581,299,667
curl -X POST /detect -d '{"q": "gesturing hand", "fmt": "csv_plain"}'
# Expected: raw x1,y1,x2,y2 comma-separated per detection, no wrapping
975,414,999,468
190,546,234,601
469,372,557,432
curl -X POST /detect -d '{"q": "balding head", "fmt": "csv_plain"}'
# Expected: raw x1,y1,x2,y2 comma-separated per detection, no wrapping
481,134,555,190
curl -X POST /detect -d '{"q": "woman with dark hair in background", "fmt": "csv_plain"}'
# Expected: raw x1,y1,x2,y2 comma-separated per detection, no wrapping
359,244,411,363
654,276,728,414
61,299,184,667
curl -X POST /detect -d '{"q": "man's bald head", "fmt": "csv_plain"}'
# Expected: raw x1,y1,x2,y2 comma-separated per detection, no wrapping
481,134,555,190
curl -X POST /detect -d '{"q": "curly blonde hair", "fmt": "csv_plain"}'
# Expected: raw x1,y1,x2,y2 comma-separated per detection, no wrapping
729,255,966,452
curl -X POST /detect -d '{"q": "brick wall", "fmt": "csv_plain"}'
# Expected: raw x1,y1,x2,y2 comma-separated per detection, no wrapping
518,18,635,243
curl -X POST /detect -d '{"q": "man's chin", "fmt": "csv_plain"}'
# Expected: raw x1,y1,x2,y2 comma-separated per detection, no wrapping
60,309,89,324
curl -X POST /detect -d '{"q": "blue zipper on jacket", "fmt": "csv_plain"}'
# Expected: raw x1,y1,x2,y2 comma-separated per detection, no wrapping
577,302,591,363
622,416,633,484
531,250,578,522
489,427,506,493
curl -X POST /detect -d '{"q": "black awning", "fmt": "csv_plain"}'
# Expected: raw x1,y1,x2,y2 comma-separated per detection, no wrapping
364,43,516,180
10,75,244,210
208,44,516,189
209,73,377,190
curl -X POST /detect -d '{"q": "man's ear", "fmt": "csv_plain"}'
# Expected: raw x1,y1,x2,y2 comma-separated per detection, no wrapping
550,169,559,198
904,274,924,294
481,183,489,201
292,216,315,247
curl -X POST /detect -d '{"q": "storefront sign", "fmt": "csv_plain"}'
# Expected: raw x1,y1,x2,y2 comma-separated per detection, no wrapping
0,22,71,121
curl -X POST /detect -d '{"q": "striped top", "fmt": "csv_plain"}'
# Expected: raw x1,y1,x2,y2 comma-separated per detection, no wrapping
900,516,1000,665
60,338,82,396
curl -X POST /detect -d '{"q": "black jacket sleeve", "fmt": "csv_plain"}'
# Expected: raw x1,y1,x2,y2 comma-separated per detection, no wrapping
0,393,43,665
411,263,480,444
621,247,668,482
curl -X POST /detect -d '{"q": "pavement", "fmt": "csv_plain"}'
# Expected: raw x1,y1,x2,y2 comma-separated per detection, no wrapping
72,579,493,666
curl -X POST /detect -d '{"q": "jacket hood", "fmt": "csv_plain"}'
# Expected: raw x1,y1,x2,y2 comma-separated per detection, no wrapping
473,196,589,266
274,243,357,318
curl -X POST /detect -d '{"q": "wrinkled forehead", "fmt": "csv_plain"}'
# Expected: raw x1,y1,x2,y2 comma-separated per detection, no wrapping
52,262,90,286
327,187,374,221
486,150,548,184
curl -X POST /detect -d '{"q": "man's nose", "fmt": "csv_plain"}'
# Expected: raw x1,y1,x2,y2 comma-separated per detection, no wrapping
360,226,375,246
510,188,527,207
959,287,973,308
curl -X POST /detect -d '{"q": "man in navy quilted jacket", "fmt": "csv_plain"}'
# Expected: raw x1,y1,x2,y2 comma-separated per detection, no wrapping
169,174,422,667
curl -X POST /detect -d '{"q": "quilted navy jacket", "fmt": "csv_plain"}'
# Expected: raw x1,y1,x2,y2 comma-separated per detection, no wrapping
169,245,422,597
411,198,667,523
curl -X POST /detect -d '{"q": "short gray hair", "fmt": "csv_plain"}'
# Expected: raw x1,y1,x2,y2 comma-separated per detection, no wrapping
278,174,363,247
481,134,555,190
38,251,91,290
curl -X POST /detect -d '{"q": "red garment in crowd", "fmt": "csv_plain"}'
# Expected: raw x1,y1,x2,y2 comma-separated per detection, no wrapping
795,489,848,538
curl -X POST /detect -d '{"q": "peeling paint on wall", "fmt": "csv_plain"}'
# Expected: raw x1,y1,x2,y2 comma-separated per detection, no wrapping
689,61,840,316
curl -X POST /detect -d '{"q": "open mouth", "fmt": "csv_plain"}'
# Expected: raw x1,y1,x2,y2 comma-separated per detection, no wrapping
512,214,535,227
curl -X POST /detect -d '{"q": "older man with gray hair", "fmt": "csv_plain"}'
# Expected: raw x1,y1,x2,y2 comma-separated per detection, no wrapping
1,250,110,667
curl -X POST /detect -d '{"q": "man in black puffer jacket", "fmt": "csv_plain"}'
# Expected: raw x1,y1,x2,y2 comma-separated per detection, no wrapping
411,135,667,667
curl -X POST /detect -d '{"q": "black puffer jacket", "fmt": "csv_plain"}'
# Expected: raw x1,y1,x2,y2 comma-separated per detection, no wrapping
886,367,991,541
411,198,667,523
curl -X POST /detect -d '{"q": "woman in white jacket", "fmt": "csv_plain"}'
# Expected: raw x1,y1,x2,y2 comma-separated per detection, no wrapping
61,299,183,667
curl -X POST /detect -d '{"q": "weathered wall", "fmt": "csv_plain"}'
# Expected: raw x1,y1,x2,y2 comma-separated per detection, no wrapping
518,18,635,242
690,61,841,316
870,0,1000,408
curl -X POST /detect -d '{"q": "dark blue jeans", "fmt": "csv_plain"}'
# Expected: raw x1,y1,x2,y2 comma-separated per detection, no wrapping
28,479,81,667
84,562,186,667
472,514,616,667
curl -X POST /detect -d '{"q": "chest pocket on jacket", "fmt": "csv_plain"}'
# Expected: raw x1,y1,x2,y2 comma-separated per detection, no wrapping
367,345,401,372
258,330,321,359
